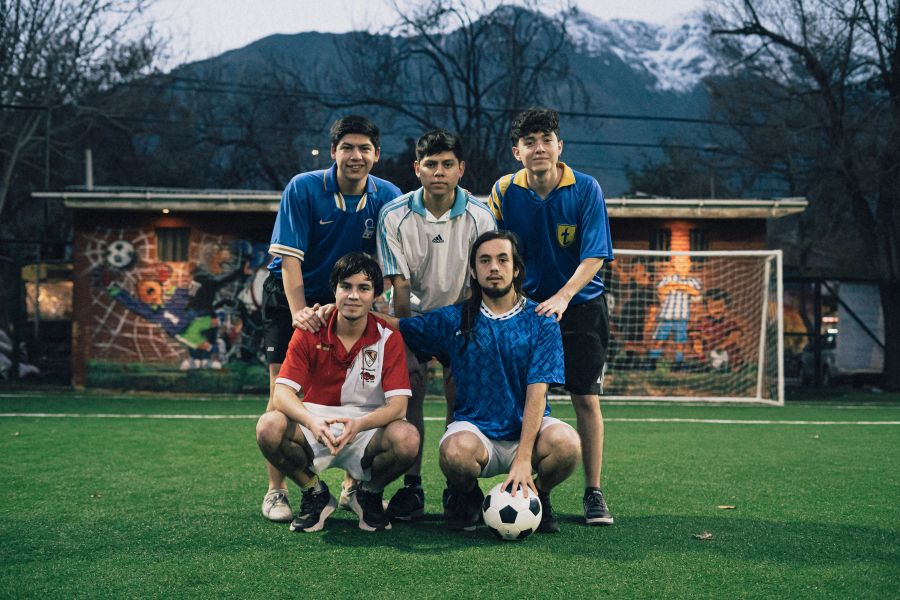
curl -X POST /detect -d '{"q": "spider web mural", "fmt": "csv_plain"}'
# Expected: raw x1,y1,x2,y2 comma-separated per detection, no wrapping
84,227,190,363
83,227,270,369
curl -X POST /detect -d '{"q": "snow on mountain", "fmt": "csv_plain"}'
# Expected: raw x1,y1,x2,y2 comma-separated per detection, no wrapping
566,10,715,93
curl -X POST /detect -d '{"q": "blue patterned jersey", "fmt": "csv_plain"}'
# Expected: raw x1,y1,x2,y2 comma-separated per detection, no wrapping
488,162,614,305
399,297,564,440
267,163,401,300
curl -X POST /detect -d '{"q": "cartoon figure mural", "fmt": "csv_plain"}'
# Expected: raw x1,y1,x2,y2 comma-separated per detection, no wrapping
649,255,702,365
108,276,221,370
691,288,746,371
84,227,270,374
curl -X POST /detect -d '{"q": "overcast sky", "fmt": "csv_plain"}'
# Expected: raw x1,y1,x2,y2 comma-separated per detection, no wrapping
145,0,705,67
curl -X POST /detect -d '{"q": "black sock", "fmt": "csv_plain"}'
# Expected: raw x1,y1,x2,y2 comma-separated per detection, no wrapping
585,486,601,494
404,475,422,488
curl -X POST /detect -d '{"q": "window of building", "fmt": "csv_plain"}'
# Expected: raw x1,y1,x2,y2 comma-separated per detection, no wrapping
690,228,709,251
650,228,671,252
156,228,190,262
689,228,708,264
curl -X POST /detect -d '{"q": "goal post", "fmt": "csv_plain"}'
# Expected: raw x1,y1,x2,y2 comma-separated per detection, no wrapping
559,249,784,405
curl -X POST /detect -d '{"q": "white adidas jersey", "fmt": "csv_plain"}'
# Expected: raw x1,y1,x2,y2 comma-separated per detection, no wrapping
377,187,496,314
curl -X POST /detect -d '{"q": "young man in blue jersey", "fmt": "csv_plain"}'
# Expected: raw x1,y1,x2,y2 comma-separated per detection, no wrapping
376,129,496,520
296,231,581,533
488,107,616,525
259,116,402,523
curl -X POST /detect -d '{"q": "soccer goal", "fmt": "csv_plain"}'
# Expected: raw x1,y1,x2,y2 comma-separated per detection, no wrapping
586,249,784,405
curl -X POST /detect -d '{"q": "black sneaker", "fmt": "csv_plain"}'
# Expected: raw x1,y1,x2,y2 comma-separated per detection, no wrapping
289,482,337,532
536,490,560,533
442,487,453,518
386,484,425,521
446,484,483,531
583,489,614,526
350,488,392,531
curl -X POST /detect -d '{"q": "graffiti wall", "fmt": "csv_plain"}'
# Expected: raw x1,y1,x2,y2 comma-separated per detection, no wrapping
77,224,272,388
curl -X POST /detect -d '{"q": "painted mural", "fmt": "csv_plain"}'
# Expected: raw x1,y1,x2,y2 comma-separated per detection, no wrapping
82,227,270,375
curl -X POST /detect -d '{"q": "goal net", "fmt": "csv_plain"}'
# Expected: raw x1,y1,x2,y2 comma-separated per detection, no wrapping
590,249,783,405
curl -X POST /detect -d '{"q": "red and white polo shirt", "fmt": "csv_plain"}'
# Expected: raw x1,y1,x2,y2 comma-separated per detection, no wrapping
276,312,411,418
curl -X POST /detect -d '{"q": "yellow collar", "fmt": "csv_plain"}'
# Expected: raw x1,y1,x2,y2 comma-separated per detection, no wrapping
512,162,576,190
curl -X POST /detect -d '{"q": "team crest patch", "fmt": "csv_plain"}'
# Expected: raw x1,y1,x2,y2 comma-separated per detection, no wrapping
556,224,576,247
364,349,377,367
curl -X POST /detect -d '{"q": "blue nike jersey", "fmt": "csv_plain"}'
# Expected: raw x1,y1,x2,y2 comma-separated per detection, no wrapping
399,298,564,440
488,162,614,305
268,163,401,300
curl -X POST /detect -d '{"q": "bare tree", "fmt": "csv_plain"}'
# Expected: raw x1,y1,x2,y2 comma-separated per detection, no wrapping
707,0,900,388
0,0,162,219
323,0,586,191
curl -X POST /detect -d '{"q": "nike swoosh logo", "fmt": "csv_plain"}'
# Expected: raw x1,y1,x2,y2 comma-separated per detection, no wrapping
319,219,334,225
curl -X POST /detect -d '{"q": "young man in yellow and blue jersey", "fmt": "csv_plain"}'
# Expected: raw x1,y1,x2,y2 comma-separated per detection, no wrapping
488,107,615,526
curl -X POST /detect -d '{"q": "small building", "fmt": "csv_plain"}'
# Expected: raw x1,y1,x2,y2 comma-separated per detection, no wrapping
33,187,806,390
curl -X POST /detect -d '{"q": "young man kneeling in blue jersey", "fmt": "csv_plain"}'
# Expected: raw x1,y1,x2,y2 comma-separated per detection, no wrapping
298,232,581,533
256,253,418,532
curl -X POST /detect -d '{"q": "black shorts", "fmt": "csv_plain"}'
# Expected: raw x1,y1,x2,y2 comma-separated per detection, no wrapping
261,273,333,365
559,294,610,395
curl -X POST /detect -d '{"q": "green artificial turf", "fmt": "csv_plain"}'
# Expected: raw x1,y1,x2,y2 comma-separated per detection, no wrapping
1,390,898,599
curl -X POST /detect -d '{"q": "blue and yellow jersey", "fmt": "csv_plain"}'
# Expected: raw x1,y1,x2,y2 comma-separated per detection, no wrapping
399,297,564,441
488,162,614,305
267,163,401,300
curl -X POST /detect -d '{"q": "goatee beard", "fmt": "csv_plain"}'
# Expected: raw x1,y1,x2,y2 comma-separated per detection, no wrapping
481,283,513,298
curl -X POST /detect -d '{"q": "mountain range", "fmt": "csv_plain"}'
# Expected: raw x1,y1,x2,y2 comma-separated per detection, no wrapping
169,7,715,196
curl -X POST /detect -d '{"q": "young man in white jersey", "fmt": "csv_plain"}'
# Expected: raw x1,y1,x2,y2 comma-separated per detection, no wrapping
256,252,417,532
374,129,496,520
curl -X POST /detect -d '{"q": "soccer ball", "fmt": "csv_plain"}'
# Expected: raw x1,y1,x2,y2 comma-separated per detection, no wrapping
709,349,730,371
482,482,542,541
106,240,136,269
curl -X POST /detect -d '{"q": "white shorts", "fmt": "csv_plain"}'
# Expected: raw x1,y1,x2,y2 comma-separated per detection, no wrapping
439,417,571,478
299,422,378,482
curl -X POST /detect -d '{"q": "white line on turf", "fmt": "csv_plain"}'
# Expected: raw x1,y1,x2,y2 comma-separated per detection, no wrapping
1,413,899,425
0,413,253,419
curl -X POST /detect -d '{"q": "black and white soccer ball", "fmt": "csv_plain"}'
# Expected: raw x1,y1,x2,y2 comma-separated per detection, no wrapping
709,349,730,371
106,240,136,269
482,482,542,541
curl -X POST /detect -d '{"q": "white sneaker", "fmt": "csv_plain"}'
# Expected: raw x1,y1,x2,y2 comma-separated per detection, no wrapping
339,480,359,513
262,488,293,522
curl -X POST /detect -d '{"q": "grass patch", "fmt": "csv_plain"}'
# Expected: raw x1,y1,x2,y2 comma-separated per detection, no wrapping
0,392,898,598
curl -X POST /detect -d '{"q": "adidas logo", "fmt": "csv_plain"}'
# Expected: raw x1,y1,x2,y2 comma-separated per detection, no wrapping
431,234,445,244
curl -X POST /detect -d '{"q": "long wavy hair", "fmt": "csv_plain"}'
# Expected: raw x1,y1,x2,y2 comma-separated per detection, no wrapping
460,230,526,347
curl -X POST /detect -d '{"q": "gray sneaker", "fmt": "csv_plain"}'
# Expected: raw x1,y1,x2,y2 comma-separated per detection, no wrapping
583,489,614,526
261,488,293,523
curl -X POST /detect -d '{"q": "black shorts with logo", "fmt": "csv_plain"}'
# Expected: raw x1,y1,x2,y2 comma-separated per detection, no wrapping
558,294,610,395
262,273,333,365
